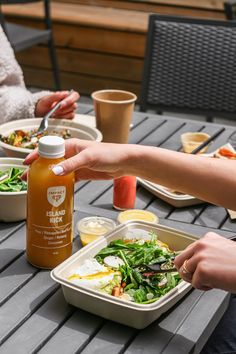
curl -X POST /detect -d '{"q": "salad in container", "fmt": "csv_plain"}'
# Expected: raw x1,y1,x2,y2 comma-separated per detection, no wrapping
51,221,197,328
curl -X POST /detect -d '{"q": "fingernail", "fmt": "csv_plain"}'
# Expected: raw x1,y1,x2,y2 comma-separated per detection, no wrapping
60,101,67,108
52,165,64,175
23,158,30,165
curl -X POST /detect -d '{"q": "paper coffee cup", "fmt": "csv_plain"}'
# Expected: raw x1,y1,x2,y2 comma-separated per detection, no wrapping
92,89,137,143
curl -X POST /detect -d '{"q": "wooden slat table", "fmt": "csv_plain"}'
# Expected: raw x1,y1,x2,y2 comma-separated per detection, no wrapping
0,104,236,354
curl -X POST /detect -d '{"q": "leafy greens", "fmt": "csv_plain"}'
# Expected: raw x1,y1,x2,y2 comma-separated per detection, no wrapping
0,168,27,192
95,232,181,305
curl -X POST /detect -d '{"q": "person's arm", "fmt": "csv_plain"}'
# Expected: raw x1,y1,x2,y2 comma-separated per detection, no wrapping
24,139,236,210
23,139,236,293
128,144,236,211
0,26,48,122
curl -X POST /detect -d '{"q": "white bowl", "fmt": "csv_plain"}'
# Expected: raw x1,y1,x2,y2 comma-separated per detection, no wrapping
51,221,197,329
0,118,103,158
0,158,27,222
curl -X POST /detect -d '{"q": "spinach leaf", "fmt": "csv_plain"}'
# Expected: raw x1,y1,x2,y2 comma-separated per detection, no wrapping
0,168,27,192
133,287,147,303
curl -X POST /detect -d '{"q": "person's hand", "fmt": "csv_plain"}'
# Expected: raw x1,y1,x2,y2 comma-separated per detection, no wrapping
35,90,79,119
23,139,133,181
174,232,236,293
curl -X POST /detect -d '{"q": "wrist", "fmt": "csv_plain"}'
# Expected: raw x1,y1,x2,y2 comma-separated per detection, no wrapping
123,145,148,176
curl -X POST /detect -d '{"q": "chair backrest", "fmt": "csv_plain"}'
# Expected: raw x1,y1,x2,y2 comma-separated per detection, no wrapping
140,15,236,119
224,0,236,20
0,0,51,29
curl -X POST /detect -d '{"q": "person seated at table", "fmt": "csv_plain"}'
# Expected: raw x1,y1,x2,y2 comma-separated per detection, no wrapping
24,139,236,354
0,25,79,123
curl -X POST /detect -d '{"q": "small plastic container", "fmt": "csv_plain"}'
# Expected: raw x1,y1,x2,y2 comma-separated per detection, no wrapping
77,216,116,246
117,209,159,224
181,132,210,153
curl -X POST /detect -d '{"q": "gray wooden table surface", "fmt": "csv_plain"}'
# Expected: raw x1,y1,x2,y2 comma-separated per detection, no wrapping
0,104,236,354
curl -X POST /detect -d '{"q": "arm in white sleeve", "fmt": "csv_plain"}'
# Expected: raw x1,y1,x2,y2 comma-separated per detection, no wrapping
0,26,50,123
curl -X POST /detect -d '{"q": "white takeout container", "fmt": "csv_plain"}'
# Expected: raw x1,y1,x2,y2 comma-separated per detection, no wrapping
137,178,204,207
51,221,198,329
0,118,102,158
0,158,27,222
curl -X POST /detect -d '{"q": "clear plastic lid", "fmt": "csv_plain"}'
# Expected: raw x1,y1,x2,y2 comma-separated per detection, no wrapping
77,216,116,236
38,136,65,158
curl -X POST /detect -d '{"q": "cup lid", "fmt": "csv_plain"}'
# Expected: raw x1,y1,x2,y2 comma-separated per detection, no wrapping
77,216,116,236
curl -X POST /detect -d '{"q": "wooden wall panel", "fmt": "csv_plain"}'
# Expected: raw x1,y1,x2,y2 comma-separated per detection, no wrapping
22,67,141,96
53,25,146,57
16,46,143,82
55,0,224,10
3,1,226,95
53,0,225,18
6,19,146,57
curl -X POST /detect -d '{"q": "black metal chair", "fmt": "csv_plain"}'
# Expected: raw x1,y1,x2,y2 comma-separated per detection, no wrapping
140,15,236,121
0,0,60,90
224,0,236,20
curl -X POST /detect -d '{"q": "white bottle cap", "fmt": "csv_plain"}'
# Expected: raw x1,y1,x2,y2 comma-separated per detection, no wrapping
38,136,65,158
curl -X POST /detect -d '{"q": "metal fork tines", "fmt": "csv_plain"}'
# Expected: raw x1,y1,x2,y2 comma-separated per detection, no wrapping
144,263,177,273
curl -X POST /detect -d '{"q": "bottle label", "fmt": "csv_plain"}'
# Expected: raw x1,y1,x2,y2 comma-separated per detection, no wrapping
47,186,66,207
29,185,72,250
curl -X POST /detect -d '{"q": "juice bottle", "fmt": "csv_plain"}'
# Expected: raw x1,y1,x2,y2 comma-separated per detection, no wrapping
26,136,74,269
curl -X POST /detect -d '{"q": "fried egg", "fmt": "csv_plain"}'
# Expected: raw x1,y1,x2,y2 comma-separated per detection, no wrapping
67,258,116,290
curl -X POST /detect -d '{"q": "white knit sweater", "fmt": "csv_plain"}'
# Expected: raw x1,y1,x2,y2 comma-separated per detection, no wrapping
0,26,49,123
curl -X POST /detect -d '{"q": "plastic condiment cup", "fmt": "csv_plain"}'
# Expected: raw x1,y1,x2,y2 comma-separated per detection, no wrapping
77,216,116,246
181,132,210,154
117,209,159,224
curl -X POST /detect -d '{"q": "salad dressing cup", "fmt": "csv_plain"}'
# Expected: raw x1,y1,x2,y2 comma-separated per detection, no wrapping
77,216,116,246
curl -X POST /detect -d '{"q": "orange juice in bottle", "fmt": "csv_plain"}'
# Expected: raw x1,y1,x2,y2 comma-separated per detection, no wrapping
26,136,74,269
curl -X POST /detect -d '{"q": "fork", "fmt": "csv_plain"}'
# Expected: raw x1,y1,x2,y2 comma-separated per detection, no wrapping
144,263,177,273
32,89,74,137
141,253,181,273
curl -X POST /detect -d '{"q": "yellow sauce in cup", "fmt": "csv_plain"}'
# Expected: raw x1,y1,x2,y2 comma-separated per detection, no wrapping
77,216,116,246
117,209,159,224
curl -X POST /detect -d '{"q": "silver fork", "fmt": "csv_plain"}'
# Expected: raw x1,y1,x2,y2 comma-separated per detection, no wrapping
144,263,177,273
32,89,74,137
141,252,181,273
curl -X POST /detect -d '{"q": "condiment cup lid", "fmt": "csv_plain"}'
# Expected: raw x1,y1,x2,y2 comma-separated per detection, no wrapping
117,209,159,224
77,216,116,236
